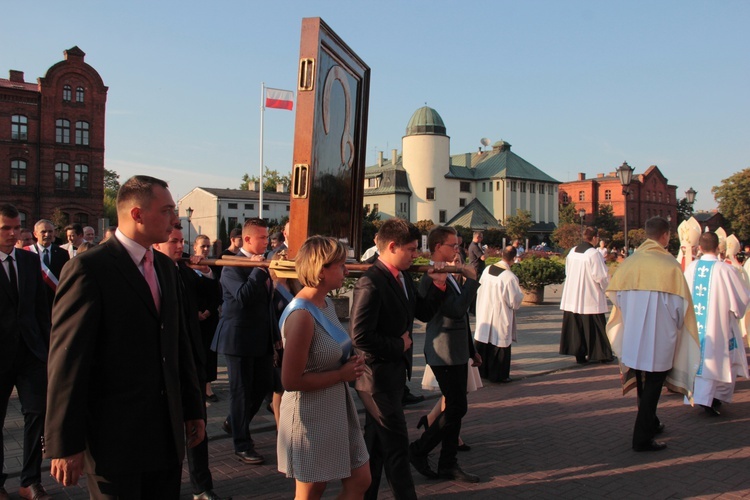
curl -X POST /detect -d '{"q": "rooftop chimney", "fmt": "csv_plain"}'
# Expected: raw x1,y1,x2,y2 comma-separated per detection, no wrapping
378,151,383,167
465,153,472,168
9,70,24,82
577,173,586,181
597,173,604,178
391,149,398,165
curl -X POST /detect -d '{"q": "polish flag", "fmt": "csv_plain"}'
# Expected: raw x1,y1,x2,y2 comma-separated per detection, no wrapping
265,88,294,110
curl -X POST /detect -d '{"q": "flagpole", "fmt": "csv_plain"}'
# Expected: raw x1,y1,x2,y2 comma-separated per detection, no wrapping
259,82,265,219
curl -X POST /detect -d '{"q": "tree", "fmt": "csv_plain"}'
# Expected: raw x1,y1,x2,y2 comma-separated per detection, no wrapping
676,197,694,223
504,209,533,241
713,168,750,240
50,208,68,232
241,168,291,193
103,168,120,226
594,204,620,237
219,217,228,250
551,223,582,251
559,202,579,225
415,219,435,235
362,206,381,250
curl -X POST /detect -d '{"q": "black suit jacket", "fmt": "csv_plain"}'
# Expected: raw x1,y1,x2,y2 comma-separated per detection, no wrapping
0,248,50,369
211,253,276,357
350,259,444,393
31,243,69,312
44,236,203,475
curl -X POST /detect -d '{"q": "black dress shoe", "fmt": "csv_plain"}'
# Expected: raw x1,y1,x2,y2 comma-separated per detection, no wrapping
409,444,438,478
457,443,471,452
403,392,425,406
235,449,265,464
416,415,429,430
633,440,667,452
222,419,232,435
205,393,219,403
194,490,232,500
702,404,721,416
498,378,513,383
438,464,480,483
655,423,665,435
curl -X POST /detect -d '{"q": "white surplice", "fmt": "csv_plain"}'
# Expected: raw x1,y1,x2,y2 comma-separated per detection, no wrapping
474,261,523,348
560,245,609,314
612,290,687,372
684,255,750,405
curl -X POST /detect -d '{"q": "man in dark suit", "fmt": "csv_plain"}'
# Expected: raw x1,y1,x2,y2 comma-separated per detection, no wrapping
60,223,84,258
30,219,69,312
350,218,446,500
45,175,205,498
409,226,481,483
154,226,228,500
0,204,51,500
211,218,276,465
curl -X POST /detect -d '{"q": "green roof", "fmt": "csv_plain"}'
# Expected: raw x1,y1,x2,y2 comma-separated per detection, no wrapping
446,199,501,230
447,148,560,183
406,106,447,136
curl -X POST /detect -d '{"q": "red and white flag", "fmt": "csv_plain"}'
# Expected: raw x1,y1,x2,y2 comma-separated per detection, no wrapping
265,88,294,111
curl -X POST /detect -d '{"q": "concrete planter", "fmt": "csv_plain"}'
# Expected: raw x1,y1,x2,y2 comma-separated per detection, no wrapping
522,286,545,305
331,296,350,320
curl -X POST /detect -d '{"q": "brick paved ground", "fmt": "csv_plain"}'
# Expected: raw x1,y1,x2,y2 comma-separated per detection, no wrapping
3,286,750,499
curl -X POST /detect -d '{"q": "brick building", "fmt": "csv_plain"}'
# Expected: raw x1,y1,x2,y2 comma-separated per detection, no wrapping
0,46,108,228
559,164,677,231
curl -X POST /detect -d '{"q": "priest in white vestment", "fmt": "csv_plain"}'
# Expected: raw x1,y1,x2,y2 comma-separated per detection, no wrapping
606,217,700,452
559,227,613,363
683,232,750,415
474,246,524,383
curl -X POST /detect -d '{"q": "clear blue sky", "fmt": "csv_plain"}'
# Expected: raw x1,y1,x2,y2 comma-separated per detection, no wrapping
3,0,748,213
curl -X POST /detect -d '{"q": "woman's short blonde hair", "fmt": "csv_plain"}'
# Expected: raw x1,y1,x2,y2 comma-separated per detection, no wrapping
295,235,348,288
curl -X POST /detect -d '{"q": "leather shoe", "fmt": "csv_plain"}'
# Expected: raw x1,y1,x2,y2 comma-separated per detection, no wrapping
702,404,721,416
403,391,425,406
193,489,231,500
457,442,471,452
408,444,438,478
235,449,265,465
655,423,665,435
633,440,667,452
222,418,232,435
19,483,52,500
205,393,219,403
0,486,9,500
498,378,513,383
438,464,480,483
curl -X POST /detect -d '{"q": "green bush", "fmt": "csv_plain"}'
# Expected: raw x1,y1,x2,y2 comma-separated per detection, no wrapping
511,256,566,290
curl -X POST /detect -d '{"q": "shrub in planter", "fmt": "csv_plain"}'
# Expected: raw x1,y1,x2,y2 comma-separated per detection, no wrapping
511,256,566,304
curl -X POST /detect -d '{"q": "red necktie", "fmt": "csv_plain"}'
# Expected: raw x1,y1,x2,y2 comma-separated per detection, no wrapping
143,249,161,313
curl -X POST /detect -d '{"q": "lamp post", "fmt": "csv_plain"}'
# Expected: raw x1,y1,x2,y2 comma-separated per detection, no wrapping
686,187,697,205
617,161,634,256
578,208,586,242
186,206,194,255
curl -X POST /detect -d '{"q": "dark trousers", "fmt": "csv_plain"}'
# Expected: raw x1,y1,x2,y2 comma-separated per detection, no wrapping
87,466,182,499
186,392,212,494
225,354,273,452
633,369,668,448
0,342,46,487
410,364,468,469
358,388,417,500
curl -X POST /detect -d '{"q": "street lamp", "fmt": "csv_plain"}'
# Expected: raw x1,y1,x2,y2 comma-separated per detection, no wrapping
186,206,194,255
578,208,586,242
617,161,634,256
686,187,697,205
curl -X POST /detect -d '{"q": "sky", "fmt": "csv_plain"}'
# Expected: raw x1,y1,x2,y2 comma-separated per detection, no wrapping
2,0,748,213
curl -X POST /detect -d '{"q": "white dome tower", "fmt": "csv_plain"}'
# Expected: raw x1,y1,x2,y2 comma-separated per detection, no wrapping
402,106,450,224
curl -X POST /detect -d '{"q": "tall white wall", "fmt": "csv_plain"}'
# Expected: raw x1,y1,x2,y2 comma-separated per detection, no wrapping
402,134,450,224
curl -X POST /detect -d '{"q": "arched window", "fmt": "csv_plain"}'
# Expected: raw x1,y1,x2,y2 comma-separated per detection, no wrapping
63,85,72,101
56,119,70,143
11,160,27,186
75,121,89,145
11,115,27,141
578,191,585,201
74,164,89,189
76,86,85,103
55,162,70,189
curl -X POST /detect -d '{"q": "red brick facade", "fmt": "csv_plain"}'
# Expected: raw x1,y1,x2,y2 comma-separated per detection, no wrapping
559,165,677,231
0,46,107,228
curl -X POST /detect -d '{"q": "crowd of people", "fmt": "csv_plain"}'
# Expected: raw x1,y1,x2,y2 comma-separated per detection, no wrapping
2,174,749,499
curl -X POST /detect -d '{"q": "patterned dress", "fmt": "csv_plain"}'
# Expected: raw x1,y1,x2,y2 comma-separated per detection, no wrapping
277,298,369,482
